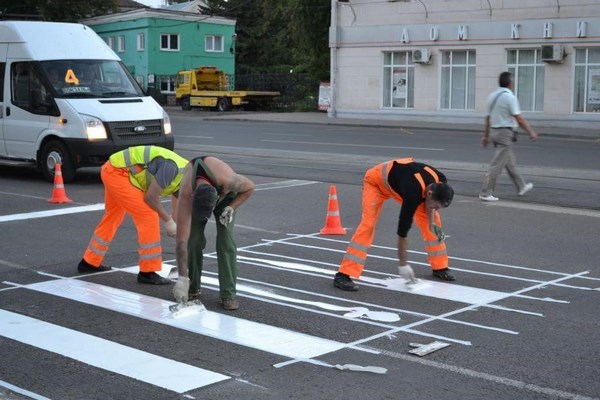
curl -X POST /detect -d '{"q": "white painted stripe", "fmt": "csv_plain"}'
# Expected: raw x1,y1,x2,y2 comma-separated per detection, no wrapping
486,201,600,218
27,278,346,360
0,379,51,400
261,139,443,151
0,203,105,222
236,254,509,305
0,310,228,393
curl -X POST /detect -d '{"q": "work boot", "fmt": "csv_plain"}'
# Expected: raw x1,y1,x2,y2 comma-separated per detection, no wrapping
333,272,359,291
137,272,172,285
432,268,456,281
78,259,111,273
221,298,239,311
188,290,202,301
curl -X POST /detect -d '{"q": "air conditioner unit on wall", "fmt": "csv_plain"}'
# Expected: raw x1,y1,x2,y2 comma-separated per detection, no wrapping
413,49,431,64
541,44,565,63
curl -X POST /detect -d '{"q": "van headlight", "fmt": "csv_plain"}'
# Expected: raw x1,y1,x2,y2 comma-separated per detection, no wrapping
163,111,172,135
82,114,107,140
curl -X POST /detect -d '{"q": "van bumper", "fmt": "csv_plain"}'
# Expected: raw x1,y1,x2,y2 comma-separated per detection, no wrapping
64,136,175,168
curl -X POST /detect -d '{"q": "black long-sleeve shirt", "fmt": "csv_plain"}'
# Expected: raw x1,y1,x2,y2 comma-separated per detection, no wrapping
387,161,447,237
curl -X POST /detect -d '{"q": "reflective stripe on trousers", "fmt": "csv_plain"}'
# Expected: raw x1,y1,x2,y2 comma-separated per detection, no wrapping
338,161,448,278
83,162,163,272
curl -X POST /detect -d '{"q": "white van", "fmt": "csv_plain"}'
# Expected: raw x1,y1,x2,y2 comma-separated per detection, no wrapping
0,21,174,182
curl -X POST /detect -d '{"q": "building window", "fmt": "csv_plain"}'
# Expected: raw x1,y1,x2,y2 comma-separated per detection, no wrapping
106,36,115,50
117,36,125,53
574,47,600,113
160,34,179,51
383,51,414,109
441,50,476,110
507,49,544,112
137,33,145,51
159,76,176,93
205,35,224,52
136,75,144,87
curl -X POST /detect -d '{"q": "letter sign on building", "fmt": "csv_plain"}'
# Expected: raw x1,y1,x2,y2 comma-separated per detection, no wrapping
576,21,587,38
458,25,468,40
429,26,439,41
543,22,553,38
401,28,410,43
511,24,520,39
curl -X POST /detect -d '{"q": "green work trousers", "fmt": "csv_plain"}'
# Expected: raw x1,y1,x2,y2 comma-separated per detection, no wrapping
188,194,237,299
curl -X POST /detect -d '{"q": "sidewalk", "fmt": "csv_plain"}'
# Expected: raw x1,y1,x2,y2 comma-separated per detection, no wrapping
166,107,599,140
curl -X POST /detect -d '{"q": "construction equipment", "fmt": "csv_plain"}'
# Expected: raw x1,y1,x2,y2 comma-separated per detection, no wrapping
175,66,280,112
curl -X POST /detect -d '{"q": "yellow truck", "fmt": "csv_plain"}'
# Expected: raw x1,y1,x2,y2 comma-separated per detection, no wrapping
175,66,280,111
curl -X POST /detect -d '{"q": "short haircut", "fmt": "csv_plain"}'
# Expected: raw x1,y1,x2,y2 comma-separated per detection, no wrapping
431,182,454,208
499,71,513,88
192,184,218,220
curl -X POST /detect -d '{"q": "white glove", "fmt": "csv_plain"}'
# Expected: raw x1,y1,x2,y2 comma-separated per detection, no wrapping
164,218,177,237
172,276,190,303
219,206,234,226
398,264,416,282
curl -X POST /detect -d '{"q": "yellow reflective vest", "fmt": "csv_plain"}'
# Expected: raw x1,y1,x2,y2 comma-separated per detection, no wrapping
109,146,188,196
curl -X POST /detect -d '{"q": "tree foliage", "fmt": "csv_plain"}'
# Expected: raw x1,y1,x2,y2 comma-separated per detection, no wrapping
0,0,118,22
199,0,330,80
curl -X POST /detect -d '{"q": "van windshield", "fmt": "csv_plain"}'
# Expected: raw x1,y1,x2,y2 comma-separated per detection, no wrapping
39,60,144,98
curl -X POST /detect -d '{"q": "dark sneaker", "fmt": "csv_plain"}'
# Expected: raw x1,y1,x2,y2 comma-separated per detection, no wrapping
137,272,172,285
333,272,359,291
432,268,456,281
188,290,202,301
78,259,111,273
221,298,239,311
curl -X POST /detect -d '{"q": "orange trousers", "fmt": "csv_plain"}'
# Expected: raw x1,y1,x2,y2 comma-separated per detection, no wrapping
82,162,162,272
339,162,448,278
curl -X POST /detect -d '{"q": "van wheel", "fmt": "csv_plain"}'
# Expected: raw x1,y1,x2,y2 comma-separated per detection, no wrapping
181,97,191,111
41,140,76,183
216,97,230,112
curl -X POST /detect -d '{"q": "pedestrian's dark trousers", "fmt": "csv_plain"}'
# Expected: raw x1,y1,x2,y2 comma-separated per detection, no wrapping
188,194,237,299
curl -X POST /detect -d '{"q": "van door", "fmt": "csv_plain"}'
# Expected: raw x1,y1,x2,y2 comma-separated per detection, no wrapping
3,61,50,159
0,43,7,155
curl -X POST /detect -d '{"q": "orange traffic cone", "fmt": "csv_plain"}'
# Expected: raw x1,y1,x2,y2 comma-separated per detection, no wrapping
320,184,346,235
48,163,72,203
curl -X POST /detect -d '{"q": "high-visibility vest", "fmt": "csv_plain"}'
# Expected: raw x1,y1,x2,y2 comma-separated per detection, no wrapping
109,146,188,196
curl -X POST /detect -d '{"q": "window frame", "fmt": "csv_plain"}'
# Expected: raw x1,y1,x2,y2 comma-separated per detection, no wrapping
573,47,600,113
137,33,145,51
382,51,415,109
440,49,476,110
507,48,544,112
160,33,180,52
205,35,224,53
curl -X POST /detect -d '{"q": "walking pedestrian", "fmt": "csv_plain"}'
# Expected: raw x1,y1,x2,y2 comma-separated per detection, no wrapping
333,157,455,292
77,145,188,285
172,156,255,311
479,71,538,201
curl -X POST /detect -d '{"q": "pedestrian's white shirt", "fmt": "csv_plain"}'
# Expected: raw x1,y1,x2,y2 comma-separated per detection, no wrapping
487,87,520,129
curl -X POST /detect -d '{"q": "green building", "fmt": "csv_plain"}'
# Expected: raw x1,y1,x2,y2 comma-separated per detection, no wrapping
83,7,236,95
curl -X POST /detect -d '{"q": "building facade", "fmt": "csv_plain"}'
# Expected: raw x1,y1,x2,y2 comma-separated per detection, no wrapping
83,7,235,94
329,0,600,130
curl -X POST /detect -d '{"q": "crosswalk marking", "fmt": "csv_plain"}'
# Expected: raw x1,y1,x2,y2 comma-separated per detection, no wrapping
26,278,347,360
0,309,229,393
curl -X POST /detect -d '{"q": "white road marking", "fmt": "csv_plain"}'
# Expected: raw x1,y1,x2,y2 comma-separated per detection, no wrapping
262,139,443,151
0,309,229,393
0,379,51,400
25,278,346,360
486,201,600,218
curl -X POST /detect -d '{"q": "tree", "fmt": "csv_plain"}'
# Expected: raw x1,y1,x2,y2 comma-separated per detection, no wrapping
0,0,118,22
198,0,330,80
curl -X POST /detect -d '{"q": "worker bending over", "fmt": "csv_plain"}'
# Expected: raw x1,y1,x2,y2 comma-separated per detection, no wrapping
78,145,187,285
172,156,255,311
333,157,455,292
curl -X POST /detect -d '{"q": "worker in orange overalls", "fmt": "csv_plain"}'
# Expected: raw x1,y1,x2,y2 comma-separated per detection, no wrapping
77,145,188,285
333,157,455,292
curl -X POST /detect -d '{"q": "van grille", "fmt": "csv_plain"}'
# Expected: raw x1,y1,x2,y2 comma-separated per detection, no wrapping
106,119,163,142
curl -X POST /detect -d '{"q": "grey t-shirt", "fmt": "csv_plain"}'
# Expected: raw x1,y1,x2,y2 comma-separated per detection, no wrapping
146,156,179,194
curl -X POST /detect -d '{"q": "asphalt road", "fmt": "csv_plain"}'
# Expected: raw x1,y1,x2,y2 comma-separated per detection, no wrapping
0,113,599,400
